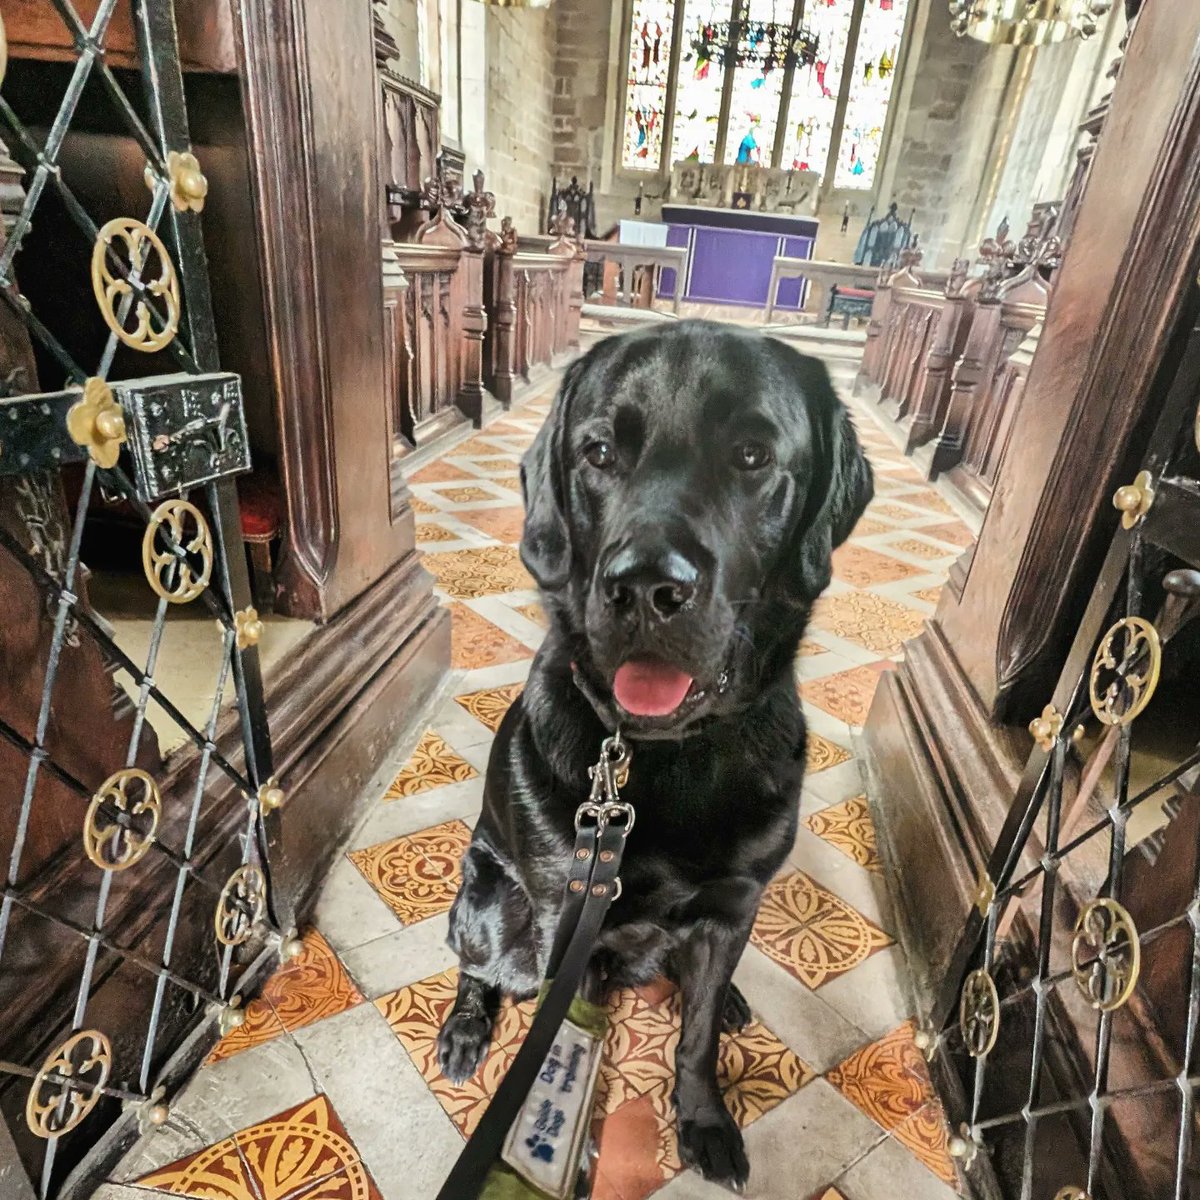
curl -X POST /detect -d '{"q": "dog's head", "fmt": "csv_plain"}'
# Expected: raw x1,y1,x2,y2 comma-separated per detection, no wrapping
520,321,872,738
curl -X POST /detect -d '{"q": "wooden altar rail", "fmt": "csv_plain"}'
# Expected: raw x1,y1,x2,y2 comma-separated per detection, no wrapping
483,236,583,407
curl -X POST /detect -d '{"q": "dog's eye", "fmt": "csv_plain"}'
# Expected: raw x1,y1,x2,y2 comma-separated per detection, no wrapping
733,440,772,471
583,440,616,469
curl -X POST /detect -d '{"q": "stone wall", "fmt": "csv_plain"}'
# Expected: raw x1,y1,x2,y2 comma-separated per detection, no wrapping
484,7,557,231
375,0,422,85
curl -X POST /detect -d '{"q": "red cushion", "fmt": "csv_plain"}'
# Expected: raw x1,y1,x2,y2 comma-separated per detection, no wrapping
834,286,875,300
237,473,282,541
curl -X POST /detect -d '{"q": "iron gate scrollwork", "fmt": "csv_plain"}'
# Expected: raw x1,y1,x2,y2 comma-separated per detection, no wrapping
0,3,285,1196
929,296,1200,1200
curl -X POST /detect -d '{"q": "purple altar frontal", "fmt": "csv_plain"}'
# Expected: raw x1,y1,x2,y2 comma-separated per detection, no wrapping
659,205,819,309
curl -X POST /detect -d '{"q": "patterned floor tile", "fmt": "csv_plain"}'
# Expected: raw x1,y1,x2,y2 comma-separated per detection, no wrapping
902,490,956,516
803,795,882,872
409,496,438,515
490,474,524,493
438,484,500,504
807,1190,850,1200
797,639,827,657
848,516,895,538
921,520,975,548
893,537,952,562
893,1100,959,1187
410,460,478,485
811,592,926,656
424,545,535,599
382,729,478,799
913,586,943,605
516,601,548,629
467,456,520,473
415,521,460,544
454,681,524,733
868,502,930,524
449,602,533,670
456,505,527,544
832,544,923,588
137,1095,382,1199
806,732,852,774
348,820,471,926
206,930,365,1064
825,1021,935,1132
800,664,887,726
751,871,892,989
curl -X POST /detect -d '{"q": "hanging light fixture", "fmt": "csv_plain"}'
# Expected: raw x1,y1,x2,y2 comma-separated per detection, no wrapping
948,0,1112,44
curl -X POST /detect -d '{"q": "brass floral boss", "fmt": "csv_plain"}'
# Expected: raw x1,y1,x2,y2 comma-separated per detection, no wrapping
1088,616,1161,726
1112,469,1154,530
83,768,162,871
235,606,264,650
257,776,285,814
25,1029,113,1138
959,967,1001,1058
1053,1189,1091,1200
144,150,209,214
91,217,181,353
1027,702,1063,751
1071,897,1141,1011
214,864,267,947
66,377,127,469
143,498,213,603
974,867,995,917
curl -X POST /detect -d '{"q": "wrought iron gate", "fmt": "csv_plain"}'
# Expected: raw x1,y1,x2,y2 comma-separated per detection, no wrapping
0,4,287,1196
929,296,1200,1199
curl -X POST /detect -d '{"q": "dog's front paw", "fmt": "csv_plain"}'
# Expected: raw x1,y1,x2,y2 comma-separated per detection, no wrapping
437,1011,492,1084
677,1103,749,1193
721,983,752,1034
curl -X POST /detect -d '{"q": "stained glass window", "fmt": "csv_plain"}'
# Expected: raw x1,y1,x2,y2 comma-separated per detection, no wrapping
779,0,854,176
622,0,676,169
671,0,730,165
835,0,909,188
621,0,910,183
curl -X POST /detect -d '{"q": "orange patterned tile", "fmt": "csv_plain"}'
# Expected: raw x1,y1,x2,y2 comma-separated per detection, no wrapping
751,871,892,989
424,545,535,599
206,930,364,1064
893,537,952,562
811,592,925,656
449,603,533,670
913,586,942,605
410,460,478,485
848,516,893,538
800,664,886,726
516,601,548,629
867,502,929,524
438,485,499,504
825,1022,934,1132
138,1095,382,1199
832,544,923,587
902,490,956,516
378,968,810,1155
455,436,514,456
797,639,827,657
807,1190,850,1200
409,496,437,515
383,730,478,799
348,820,471,926
456,505,527,544
922,520,975,548
803,795,882,871
455,681,524,733
805,731,852,774
415,522,459,544
893,1100,959,1187
490,474,525,493
466,456,520,473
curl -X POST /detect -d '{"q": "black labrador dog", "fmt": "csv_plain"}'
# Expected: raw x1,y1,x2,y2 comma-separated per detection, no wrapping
437,320,872,1191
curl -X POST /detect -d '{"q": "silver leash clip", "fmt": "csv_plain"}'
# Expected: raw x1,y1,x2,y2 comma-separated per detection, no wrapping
576,732,634,834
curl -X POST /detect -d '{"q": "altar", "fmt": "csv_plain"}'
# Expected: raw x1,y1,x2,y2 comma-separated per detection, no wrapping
660,205,819,310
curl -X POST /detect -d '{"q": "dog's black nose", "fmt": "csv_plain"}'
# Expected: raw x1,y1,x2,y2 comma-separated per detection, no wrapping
602,545,698,620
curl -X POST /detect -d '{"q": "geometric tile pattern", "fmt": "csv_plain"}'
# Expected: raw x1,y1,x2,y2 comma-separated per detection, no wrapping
811,591,927,656
423,545,535,599
804,795,882,872
456,505,527,543
454,681,524,733
806,731,853,773
448,602,533,670
826,1022,959,1187
832,543,924,586
921,520,975,548
800,663,887,725
751,871,892,989
382,730,478,800
376,966,814,1194
137,1095,383,1199
347,820,472,925
205,930,365,1064
894,537,953,561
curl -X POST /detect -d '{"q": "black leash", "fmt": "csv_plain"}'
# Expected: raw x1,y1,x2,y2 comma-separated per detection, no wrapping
435,733,633,1200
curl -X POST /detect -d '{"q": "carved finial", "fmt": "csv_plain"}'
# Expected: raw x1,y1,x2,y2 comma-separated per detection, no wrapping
945,257,970,298
463,169,496,253
499,215,518,254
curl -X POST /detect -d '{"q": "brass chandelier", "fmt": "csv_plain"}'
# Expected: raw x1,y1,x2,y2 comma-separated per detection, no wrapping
948,0,1112,44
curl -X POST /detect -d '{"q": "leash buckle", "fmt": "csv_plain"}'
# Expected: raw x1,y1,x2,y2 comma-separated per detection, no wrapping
577,732,634,834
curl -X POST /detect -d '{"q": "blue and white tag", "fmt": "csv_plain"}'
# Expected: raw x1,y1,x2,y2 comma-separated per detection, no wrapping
501,1018,604,1199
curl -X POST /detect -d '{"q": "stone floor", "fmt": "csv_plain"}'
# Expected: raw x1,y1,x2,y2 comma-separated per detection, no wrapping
103,349,980,1200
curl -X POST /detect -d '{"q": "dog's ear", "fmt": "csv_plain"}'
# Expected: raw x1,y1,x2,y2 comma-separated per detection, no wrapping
520,358,584,590
773,344,873,599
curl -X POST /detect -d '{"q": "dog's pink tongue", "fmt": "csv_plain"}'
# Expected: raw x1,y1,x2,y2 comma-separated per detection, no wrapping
613,660,694,717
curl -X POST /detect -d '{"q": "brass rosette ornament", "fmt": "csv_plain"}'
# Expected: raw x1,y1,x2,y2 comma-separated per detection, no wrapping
1088,617,1161,726
25,1030,113,1138
1071,897,1141,1011
91,217,181,352
959,967,1001,1058
142,499,213,603
214,864,268,947
1053,1189,1091,1200
83,768,162,871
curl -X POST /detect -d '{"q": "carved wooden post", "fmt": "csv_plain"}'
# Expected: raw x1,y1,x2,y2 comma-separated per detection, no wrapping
454,171,495,425
489,218,519,407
